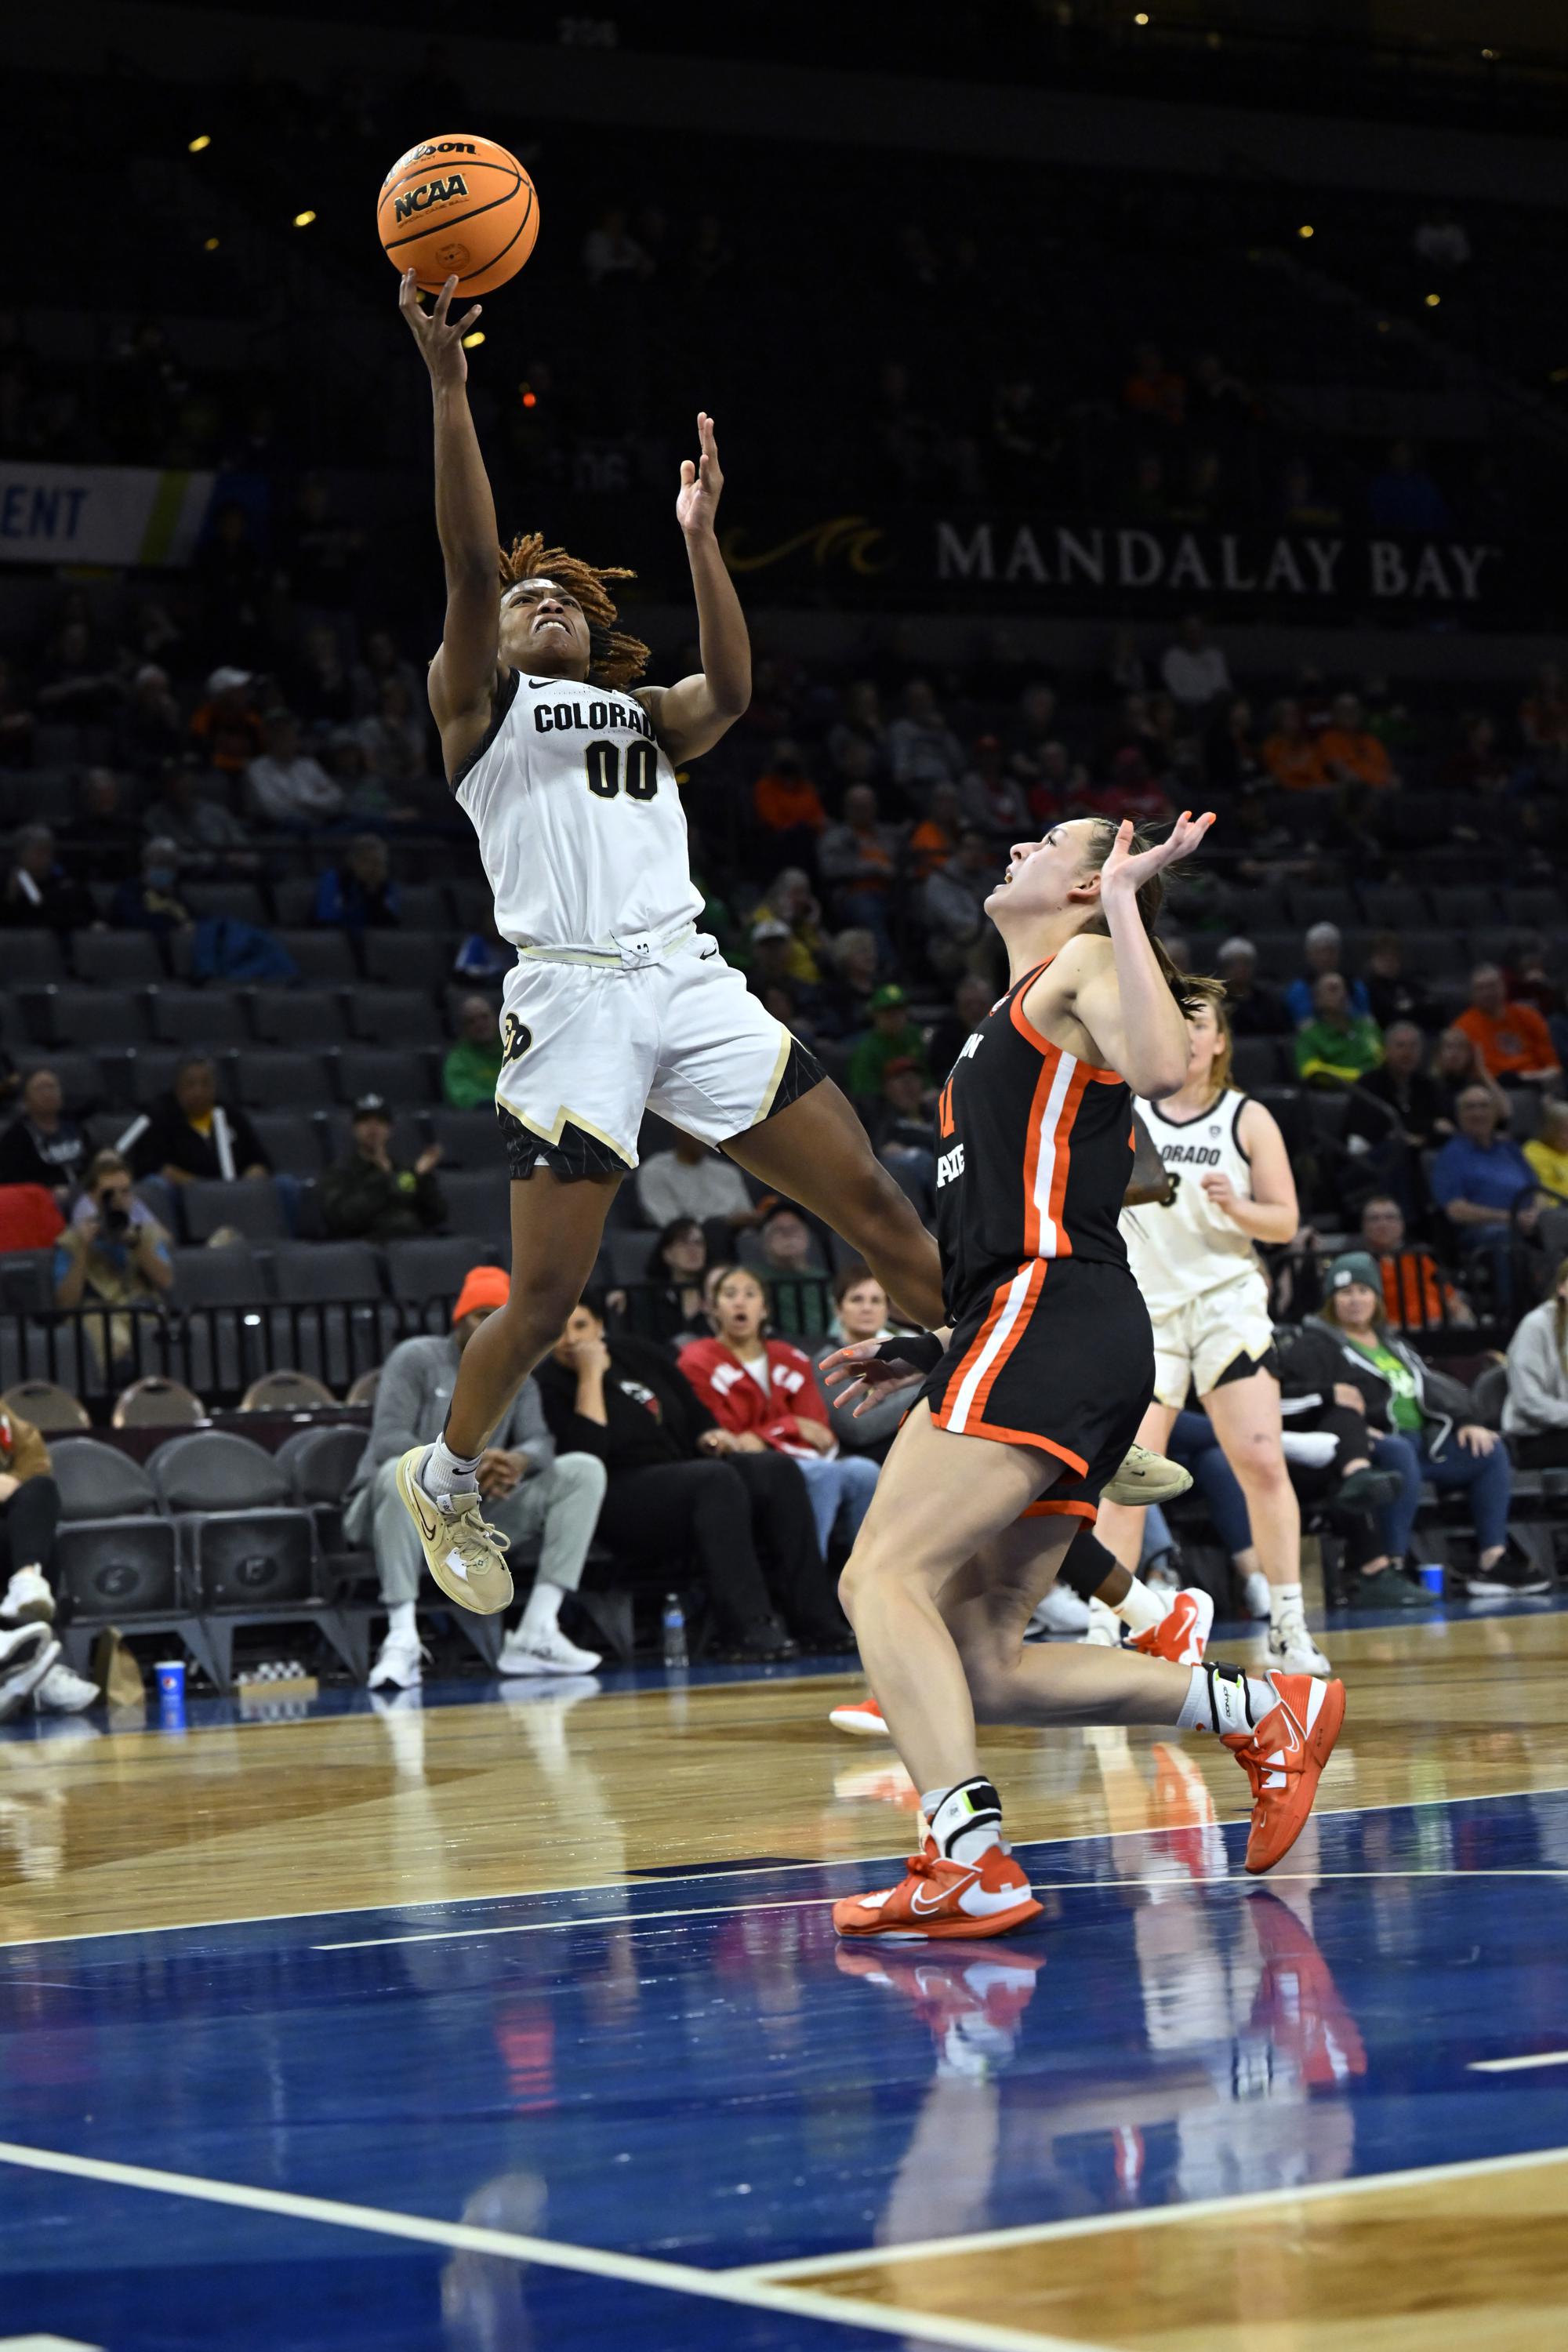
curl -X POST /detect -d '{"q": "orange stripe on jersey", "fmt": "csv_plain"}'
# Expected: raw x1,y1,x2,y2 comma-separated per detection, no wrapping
937,1412,1091,1477
1008,974,1121,1080
942,1272,1020,1417
965,1259,1044,1426
1044,1059,1091,1254
937,1074,956,1139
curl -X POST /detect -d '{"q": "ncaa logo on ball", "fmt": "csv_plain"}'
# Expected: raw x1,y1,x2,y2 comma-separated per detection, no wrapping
394,172,470,224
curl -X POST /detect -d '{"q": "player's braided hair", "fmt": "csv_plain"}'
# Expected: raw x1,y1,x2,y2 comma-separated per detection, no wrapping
499,532,651,688
1077,817,1225,1019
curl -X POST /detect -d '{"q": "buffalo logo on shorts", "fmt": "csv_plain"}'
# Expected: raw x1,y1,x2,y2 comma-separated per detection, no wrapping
502,1015,533,1065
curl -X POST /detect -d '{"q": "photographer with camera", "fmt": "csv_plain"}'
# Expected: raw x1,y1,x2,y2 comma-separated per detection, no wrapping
53,1150,174,1373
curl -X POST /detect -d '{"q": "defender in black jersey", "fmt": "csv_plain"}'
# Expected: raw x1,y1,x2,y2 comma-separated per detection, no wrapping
819,815,1346,1943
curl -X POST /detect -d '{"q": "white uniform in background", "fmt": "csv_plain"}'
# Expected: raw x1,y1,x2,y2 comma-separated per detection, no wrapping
456,670,806,1175
1120,1087,1276,1406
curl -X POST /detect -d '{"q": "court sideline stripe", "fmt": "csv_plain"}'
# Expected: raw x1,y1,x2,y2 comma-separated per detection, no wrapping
0,2141,1099,2352
2,1777,1563,1953
735,2141,1568,2280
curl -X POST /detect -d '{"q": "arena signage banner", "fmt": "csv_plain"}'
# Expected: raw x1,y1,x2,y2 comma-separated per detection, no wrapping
711,510,1512,615
0,464,216,568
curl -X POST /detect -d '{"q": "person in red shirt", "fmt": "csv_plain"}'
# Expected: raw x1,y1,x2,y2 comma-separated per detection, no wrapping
1455,964,1563,1090
679,1264,879,1552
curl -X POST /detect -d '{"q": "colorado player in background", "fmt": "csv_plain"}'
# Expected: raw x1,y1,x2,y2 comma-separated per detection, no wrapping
822,817,1344,1942
389,269,968,1605
1097,997,1329,1676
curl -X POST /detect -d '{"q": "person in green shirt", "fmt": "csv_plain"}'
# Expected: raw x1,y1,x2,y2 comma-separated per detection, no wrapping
846,983,931,1102
1294,971,1385,1087
443,994,504,1109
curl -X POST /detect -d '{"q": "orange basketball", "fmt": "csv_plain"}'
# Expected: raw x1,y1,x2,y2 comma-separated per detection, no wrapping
377,132,539,297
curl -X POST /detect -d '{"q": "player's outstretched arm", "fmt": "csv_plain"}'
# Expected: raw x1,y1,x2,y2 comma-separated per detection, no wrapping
637,413,750,764
398,270,501,764
1073,811,1215,1098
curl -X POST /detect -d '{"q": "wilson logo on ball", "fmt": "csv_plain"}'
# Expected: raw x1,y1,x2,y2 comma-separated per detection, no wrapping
411,140,477,161
394,173,470,223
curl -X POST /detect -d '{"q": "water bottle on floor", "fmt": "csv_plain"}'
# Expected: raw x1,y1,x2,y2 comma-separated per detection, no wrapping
662,1593,688,1671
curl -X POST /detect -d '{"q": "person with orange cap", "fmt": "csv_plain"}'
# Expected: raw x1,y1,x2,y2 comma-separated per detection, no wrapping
344,1266,608,1689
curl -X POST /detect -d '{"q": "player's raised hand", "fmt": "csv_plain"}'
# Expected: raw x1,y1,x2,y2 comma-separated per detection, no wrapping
398,270,482,385
1100,809,1215,901
675,412,724,536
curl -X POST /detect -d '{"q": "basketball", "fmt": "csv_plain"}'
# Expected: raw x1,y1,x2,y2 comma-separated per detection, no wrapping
376,132,538,296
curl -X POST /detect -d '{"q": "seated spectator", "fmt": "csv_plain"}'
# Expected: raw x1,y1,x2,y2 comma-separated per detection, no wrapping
1285,924,1370,1026
744,919,801,1007
111,835,192,936
868,1057,937,1218
141,761,256,871
1287,1253,1530,1600
356,677,434,790
244,710,346,830
927,972,995,1083
75,767,142,884
539,1297,840,1660
1205,698,1267,793
679,1265,878,1559
1525,1099,1568,1203
118,662,184,772
636,1130,757,1232
1318,692,1399,793
752,867,826,987
1216,937,1289,1037
321,1094,444,1242
0,1400,93,1712
813,1265,906,1461
752,740,827,856
1359,1194,1471,1332
1430,1083,1539,1301
921,828,997,964
1345,1019,1451,1209
188,666,263,775
1432,1025,1504,1128
289,622,356,728
1360,932,1431,1032
1160,613,1232,713
314,832,401,931
1502,1256,1568,1467
1454,964,1562,1091
351,626,423,720
827,679,888,782
36,617,126,723
847,984,931,1100
741,1203,833,1338
0,1068,89,1202
818,782,902,937
344,1267,605,1688
887,678,964,794
1024,740,1083,822
441,996,503,1111
1444,712,1513,799
1,823,95,933
1294,973,1384,1086
1261,698,1327,793
1505,936,1568,1062
636,1217,711,1348
131,1055,271,1186
53,1149,173,1365
908,780,965,881
1086,750,1176,829
960,735,1029,840
820,926,881,1034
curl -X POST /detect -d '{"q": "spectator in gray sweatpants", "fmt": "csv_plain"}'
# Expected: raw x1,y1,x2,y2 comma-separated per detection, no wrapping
346,1265,607,1689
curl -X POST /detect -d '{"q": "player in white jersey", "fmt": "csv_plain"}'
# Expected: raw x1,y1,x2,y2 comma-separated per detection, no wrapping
1096,996,1330,1675
387,269,972,1620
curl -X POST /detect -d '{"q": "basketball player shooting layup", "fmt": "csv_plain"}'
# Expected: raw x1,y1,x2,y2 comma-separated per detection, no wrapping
390,271,1183,1606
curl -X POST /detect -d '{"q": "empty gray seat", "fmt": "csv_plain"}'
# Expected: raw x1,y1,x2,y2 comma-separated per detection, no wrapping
383,1234,495,1301
73,931,165,988
428,1107,504,1167
53,1436,162,1520
362,931,451,989
439,1168,513,1236
336,1048,437,1105
169,1245,267,1307
270,1242,383,1302
148,989,249,1049
248,1111,327,1174
0,931,67,986
249,992,350,1049
148,1429,318,1613
180,883,268,925
349,989,445,1047
52,1434,181,1621
122,1047,191,1106
275,931,358,987
396,885,448,928
236,1051,334,1109
35,988,148,1050
180,1179,288,1245
152,1428,292,1512
277,1422,368,1504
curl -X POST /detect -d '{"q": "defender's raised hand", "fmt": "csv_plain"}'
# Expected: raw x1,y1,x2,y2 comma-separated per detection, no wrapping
398,270,483,385
676,412,724,537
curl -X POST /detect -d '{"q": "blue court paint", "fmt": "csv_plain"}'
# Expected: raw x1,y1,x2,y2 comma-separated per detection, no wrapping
3,1778,1568,2348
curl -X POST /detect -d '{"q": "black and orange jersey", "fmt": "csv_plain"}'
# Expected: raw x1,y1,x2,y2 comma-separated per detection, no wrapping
932,957,1135,1323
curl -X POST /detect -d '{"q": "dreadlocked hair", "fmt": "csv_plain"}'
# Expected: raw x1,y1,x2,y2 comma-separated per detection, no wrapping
499,532,652,689
1077,818,1226,1019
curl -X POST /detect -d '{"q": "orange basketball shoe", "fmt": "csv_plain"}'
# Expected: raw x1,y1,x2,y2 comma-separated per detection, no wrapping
829,1694,887,1737
833,1837,1043,1940
1222,1671,1346,1875
1129,1586,1214,1668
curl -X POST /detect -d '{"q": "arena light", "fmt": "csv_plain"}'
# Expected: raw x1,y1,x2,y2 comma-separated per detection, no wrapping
1481,47,1499,60
520,383,538,408
1298,224,1314,239
293,209,317,228
1134,11,1149,22
462,330,486,349
1425,292,1441,307
203,237,220,252
188,133,211,153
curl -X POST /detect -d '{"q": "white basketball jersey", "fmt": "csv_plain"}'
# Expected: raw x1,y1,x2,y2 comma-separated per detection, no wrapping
455,672,702,953
1120,1088,1262,1314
